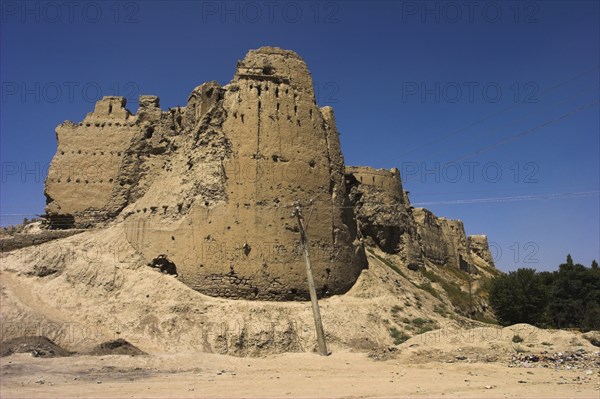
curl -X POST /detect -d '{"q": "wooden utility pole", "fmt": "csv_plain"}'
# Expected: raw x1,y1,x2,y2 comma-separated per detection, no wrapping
462,253,473,318
468,261,473,317
292,202,329,356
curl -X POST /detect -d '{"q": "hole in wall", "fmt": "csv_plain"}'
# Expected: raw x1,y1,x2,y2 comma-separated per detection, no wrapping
148,255,178,276
243,243,251,256
47,214,75,230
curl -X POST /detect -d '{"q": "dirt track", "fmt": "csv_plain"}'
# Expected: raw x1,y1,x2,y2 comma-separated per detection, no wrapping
1,348,599,398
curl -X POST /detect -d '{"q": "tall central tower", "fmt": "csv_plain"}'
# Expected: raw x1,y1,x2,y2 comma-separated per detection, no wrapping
122,47,367,300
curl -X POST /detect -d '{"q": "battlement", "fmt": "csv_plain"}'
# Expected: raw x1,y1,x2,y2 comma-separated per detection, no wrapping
234,46,315,96
82,96,132,122
346,166,403,196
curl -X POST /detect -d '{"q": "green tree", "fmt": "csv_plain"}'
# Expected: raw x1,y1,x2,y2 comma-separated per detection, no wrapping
562,254,575,271
549,256,600,330
489,268,548,326
489,255,600,330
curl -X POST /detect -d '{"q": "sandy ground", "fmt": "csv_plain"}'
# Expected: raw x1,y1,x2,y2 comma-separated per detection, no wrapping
1,227,599,398
1,346,599,398
1,226,487,356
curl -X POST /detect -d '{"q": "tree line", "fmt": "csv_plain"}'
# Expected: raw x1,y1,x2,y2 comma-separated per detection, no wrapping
489,255,600,331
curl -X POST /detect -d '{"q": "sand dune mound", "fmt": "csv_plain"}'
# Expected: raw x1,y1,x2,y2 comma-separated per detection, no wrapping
0,336,72,358
2,224,597,361
0,224,462,355
88,339,147,356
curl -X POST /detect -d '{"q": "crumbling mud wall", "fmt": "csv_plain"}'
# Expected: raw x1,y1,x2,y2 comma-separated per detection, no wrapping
345,166,495,273
346,166,422,270
412,208,475,270
122,48,367,300
45,47,366,300
44,46,493,301
468,234,495,266
44,95,185,228
45,97,139,228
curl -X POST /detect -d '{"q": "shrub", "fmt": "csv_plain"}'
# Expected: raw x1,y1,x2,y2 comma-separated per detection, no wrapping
412,317,429,327
389,327,410,345
391,305,402,315
512,335,524,343
419,282,442,300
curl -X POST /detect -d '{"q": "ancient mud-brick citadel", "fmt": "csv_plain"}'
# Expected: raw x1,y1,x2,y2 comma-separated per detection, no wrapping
45,47,494,301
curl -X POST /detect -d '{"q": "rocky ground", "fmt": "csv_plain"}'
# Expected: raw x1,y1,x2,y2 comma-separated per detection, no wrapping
1,338,598,398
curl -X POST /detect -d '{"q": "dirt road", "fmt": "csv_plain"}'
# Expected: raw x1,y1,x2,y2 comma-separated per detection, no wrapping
2,347,598,398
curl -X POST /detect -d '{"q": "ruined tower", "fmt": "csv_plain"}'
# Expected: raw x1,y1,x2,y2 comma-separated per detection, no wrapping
44,47,495,301
45,47,367,300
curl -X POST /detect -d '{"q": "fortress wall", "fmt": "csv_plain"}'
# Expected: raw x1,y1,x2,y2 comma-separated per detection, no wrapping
346,166,404,203
45,97,141,227
469,235,495,268
347,169,495,274
345,166,422,267
121,47,366,300
44,46,493,301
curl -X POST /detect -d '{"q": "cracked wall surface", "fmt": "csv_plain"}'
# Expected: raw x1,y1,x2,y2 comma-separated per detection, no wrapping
44,46,493,301
45,47,367,300
345,166,495,274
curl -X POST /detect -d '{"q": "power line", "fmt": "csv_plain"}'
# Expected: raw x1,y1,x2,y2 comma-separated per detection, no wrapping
413,190,599,207
429,84,599,157
447,98,599,164
399,84,598,170
2,189,599,225
401,97,599,183
396,65,600,158
411,182,600,198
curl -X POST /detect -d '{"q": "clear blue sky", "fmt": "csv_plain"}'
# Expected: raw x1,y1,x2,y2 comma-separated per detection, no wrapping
1,0,598,272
